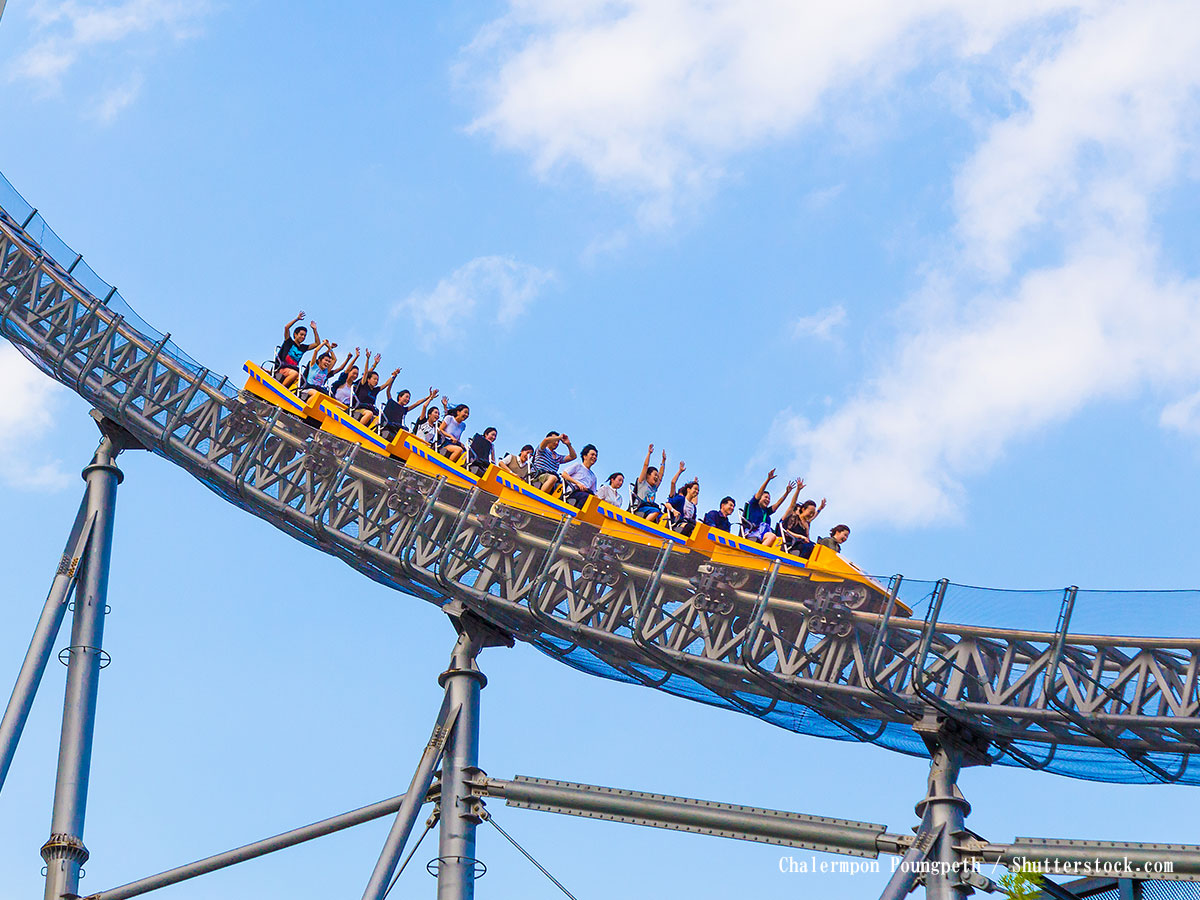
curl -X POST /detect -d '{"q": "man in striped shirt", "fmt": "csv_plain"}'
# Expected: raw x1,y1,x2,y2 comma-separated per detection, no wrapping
531,431,577,494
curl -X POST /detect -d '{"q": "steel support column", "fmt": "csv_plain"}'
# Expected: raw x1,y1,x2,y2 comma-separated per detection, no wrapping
42,433,125,900
435,629,486,900
917,744,970,900
360,612,508,900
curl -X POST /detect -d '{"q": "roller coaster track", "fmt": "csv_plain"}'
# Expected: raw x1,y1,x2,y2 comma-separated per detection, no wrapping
3,192,1199,789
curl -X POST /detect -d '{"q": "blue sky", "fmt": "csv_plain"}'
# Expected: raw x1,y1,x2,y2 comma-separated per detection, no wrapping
2,2,1200,898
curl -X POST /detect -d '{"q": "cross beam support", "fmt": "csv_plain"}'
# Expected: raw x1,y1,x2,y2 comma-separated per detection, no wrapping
359,694,458,900
478,776,892,855
0,498,94,794
87,790,421,900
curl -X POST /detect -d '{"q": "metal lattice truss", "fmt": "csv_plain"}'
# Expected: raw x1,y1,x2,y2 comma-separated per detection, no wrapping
2,206,1199,787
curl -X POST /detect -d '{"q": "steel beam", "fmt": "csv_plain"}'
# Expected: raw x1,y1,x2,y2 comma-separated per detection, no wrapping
480,776,890,856
0,497,94,794
975,838,1200,880
43,434,124,900
360,694,459,900
84,791,427,900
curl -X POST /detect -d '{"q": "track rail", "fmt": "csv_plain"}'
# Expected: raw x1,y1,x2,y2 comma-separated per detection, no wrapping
2,199,1198,786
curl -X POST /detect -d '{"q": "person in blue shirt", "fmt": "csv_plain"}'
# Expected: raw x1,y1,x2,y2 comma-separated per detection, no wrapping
298,342,352,402
703,497,737,533
744,469,798,547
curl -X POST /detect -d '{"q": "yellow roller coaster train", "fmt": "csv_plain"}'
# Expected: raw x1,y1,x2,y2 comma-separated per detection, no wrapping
241,359,911,619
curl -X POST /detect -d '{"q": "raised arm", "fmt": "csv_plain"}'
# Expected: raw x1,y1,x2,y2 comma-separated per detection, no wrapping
382,367,401,391
772,479,800,514
363,350,381,377
560,434,577,464
417,392,435,422
305,338,326,365
811,497,827,522
283,310,305,341
331,347,359,377
754,468,777,503
669,461,686,497
307,319,321,348
639,444,654,482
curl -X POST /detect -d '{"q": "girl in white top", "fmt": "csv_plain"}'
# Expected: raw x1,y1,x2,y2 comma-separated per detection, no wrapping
414,406,441,445
437,404,470,463
596,472,625,508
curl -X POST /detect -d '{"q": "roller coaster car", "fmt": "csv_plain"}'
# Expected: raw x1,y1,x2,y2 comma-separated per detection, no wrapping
476,465,579,525
311,396,392,456
243,361,405,461
687,523,909,617
398,436,478,490
242,360,308,418
574,495,690,561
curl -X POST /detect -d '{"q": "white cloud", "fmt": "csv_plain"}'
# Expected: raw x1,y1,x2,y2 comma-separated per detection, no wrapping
89,71,144,123
784,245,1200,525
0,345,70,491
466,0,1200,528
396,256,554,348
803,184,845,212
792,305,846,342
954,1,1200,276
8,0,209,110
780,0,1200,526
465,0,1084,216
1161,390,1200,436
